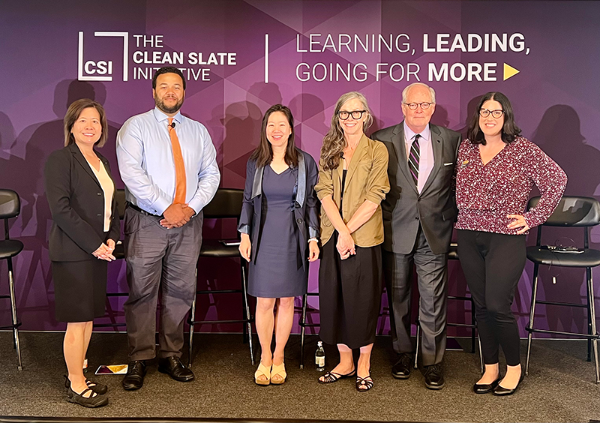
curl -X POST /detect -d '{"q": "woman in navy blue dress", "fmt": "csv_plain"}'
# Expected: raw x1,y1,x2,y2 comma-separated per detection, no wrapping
239,104,320,385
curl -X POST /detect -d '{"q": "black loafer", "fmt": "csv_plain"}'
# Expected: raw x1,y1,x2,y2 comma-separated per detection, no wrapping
122,360,146,391
493,374,524,396
158,356,195,382
391,353,413,379
473,378,500,394
422,364,445,390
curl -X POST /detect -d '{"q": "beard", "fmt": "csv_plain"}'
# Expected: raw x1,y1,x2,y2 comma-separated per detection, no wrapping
155,95,184,115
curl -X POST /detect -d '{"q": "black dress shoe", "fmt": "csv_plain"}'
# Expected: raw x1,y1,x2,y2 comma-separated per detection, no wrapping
391,353,413,379
473,378,500,394
158,356,195,382
422,364,445,390
122,360,146,391
493,374,524,396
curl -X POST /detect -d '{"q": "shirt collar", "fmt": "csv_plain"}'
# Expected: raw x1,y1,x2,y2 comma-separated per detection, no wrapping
403,121,431,143
153,107,183,125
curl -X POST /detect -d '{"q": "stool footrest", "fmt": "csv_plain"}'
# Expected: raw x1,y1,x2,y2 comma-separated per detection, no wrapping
196,289,243,294
93,323,127,328
535,300,587,308
189,318,254,325
526,327,599,339
447,322,476,328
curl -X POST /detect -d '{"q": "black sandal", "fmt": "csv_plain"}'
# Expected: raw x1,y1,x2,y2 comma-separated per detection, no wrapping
356,374,374,392
64,375,108,395
66,386,108,408
318,369,356,384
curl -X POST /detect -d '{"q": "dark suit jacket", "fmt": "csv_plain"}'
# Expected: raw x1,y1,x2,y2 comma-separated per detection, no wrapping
238,149,319,271
371,122,460,255
44,143,120,262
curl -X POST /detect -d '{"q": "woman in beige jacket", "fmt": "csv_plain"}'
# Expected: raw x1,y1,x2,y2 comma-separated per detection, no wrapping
315,92,389,392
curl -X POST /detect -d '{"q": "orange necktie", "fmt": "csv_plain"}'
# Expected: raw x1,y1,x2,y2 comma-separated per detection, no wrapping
168,118,186,204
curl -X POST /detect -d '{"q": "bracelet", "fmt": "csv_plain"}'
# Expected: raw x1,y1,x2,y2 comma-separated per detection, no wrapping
308,238,318,244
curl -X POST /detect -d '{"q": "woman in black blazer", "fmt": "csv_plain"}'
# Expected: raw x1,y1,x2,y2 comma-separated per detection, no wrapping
238,104,319,385
44,99,120,408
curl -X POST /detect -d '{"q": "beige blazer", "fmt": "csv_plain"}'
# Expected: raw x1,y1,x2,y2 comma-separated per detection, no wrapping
315,134,390,247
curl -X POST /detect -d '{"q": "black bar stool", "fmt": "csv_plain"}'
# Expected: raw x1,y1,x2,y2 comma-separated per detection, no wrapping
525,196,600,383
187,188,254,366
0,189,24,370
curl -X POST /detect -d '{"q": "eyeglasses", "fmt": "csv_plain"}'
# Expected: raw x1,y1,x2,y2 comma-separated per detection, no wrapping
338,110,366,120
403,102,433,110
479,108,504,119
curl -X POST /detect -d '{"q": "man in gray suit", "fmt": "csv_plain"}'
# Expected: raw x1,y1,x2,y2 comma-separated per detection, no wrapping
371,83,460,390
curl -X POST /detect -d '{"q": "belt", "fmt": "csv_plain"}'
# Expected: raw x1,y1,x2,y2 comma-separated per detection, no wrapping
127,202,162,217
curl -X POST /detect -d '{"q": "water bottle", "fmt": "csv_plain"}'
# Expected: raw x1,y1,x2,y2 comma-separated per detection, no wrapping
315,341,325,371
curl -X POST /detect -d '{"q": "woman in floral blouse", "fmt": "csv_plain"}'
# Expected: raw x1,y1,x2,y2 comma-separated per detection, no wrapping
455,92,567,396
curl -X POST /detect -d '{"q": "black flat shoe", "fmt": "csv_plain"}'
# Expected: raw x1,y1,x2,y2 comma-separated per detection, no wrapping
66,386,108,408
493,374,524,396
473,378,500,394
158,356,195,382
64,376,108,395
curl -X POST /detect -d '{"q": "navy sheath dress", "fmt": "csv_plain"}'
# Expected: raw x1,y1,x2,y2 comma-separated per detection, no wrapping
248,165,307,298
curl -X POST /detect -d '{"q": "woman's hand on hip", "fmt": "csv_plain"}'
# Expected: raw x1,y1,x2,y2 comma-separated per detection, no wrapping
507,214,530,234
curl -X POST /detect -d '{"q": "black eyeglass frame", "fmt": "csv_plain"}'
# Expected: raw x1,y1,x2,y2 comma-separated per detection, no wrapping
403,102,433,110
479,108,505,119
338,110,367,120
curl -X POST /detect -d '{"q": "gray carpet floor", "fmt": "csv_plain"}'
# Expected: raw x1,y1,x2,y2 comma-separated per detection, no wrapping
0,332,599,422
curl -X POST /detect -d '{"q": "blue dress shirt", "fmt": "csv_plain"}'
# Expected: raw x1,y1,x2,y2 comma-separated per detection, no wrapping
116,107,220,215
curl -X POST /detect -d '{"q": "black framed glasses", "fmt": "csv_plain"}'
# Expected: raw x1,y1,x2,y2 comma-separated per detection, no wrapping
338,110,366,120
404,102,433,110
479,108,504,119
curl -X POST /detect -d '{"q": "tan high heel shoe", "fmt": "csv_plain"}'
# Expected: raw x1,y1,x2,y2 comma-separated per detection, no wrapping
270,362,287,385
254,362,271,386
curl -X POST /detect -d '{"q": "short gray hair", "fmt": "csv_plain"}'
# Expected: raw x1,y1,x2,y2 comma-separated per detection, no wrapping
402,83,436,104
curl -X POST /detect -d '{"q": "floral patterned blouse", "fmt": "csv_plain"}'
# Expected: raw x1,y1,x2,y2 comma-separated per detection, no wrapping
455,137,567,235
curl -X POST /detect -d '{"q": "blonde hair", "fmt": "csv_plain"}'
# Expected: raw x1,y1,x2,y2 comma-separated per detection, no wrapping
320,92,372,171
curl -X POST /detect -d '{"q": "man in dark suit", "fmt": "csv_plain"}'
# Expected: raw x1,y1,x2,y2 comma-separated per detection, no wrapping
371,83,460,390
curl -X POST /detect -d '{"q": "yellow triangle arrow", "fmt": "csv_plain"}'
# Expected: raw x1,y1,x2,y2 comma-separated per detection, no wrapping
503,63,520,81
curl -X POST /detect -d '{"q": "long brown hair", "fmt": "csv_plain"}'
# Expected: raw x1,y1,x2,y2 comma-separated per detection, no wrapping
320,92,372,171
64,99,108,147
250,104,299,168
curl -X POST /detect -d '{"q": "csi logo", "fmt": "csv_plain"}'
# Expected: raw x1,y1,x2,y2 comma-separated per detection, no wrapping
77,31,129,82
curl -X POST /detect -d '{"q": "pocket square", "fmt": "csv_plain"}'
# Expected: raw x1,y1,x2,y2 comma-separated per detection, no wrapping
444,162,453,166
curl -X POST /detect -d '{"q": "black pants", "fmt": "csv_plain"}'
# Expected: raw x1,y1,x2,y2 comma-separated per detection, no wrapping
457,229,526,366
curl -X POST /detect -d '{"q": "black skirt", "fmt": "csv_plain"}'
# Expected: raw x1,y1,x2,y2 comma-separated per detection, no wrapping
52,259,107,322
318,234,383,349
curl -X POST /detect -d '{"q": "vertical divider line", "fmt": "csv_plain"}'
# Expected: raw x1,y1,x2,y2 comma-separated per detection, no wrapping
265,34,269,83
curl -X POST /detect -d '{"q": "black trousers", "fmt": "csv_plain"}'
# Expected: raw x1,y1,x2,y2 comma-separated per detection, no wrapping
457,229,526,366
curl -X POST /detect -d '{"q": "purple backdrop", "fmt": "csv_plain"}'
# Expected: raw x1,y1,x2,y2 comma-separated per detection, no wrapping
0,0,599,337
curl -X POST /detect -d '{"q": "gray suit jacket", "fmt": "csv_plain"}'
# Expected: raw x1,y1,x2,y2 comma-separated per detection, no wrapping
371,122,460,255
